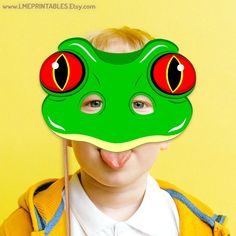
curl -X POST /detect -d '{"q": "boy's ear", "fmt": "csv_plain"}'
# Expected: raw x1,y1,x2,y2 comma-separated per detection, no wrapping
65,139,72,147
160,140,171,150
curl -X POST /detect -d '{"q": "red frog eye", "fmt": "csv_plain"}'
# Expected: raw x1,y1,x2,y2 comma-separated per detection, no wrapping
40,52,84,93
151,53,196,95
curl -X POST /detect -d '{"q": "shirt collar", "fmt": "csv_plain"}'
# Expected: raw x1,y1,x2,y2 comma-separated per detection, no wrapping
66,173,179,235
126,175,179,234
68,173,117,235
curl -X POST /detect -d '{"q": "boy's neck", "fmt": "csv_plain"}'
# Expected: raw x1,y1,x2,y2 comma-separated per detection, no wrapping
79,170,148,221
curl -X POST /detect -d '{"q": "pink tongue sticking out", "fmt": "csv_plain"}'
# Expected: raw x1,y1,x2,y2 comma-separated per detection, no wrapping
100,149,132,170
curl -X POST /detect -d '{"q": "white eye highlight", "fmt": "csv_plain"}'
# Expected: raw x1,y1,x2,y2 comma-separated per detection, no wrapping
132,95,154,115
81,94,103,114
177,64,184,71
52,62,59,69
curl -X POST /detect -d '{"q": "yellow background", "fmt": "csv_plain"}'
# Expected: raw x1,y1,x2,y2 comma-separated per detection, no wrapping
0,0,235,233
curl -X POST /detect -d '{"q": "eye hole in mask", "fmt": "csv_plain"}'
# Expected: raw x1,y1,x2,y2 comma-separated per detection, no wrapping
151,53,196,95
81,94,103,114
132,95,154,115
40,52,84,93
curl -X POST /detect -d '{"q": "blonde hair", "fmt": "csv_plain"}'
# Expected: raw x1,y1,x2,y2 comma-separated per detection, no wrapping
86,26,154,51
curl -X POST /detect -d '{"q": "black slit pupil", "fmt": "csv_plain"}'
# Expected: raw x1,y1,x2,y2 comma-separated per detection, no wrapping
54,55,68,89
168,57,182,91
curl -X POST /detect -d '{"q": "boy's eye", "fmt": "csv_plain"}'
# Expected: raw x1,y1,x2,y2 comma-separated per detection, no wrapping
132,95,154,115
81,94,103,114
88,100,102,108
133,101,145,109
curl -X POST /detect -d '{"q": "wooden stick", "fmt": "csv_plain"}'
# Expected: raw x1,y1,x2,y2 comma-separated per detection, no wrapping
63,140,71,236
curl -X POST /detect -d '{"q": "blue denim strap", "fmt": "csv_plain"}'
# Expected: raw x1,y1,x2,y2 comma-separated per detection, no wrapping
166,189,226,228
34,199,64,236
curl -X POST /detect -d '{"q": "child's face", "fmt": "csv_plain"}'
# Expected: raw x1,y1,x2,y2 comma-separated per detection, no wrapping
68,39,170,186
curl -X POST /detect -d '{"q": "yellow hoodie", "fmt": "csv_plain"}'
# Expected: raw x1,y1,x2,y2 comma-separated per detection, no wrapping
0,176,230,236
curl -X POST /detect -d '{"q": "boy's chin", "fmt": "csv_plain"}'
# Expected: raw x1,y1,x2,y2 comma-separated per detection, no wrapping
97,172,138,188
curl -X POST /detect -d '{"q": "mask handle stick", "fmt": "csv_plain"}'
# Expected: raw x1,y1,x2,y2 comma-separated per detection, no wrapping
63,139,71,236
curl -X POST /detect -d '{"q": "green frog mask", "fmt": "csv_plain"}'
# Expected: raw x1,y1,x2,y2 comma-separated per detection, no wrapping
40,37,196,152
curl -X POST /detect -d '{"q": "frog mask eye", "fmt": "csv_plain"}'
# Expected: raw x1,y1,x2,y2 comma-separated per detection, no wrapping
151,53,196,95
40,52,85,93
